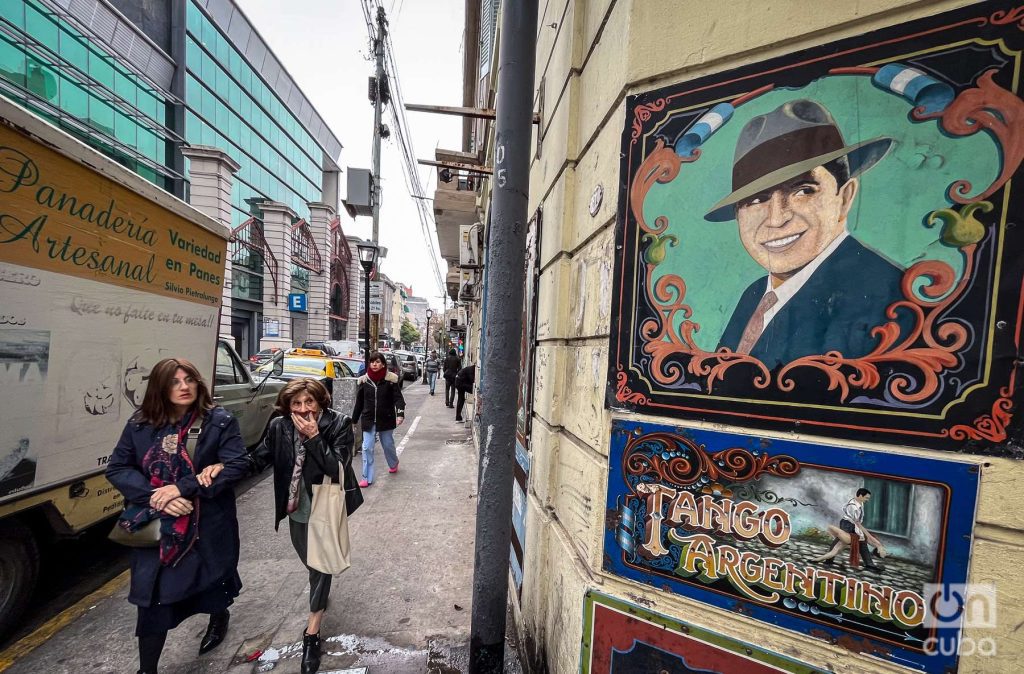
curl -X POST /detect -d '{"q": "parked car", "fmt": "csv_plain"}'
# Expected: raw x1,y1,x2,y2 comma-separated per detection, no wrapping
300,339,361,357
256,348,356,395
393,350,419,381
340,356,365,377
248,347,283,370
382,351,404,390
214,340,286,447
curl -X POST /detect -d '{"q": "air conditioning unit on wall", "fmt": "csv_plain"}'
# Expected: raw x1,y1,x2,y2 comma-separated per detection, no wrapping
460,223,483,268
459,268,479,301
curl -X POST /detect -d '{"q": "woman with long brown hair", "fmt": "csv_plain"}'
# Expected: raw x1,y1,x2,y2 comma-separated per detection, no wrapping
106,357,248,674
248,378,360,674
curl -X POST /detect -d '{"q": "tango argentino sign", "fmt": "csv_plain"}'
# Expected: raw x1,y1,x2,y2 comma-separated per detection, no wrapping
604,419,981,673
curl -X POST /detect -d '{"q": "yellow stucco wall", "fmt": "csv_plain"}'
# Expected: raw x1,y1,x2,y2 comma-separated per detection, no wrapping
519,0,1024,672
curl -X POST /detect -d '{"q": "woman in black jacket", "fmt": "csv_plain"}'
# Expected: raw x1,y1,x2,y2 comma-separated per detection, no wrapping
442,348,462,408
106,357,248,674
248,378,360,674
351,351,406,487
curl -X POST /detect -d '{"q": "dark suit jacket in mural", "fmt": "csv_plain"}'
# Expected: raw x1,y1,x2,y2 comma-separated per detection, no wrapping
719,236,911,368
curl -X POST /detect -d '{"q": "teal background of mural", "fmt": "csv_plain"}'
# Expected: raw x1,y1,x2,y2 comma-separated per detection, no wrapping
643,75,1001,351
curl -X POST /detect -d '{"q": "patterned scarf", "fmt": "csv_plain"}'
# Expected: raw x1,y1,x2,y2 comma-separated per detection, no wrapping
286,424,306,514
118,411,201,566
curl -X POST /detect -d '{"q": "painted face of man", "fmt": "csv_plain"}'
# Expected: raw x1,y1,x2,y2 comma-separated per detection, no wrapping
735,166,858,284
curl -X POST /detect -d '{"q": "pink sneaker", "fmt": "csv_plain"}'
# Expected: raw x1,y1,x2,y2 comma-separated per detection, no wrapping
358,479,370,488
388,461,399,474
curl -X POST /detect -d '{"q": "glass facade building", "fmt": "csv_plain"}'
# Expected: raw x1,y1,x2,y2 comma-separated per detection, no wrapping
0,0,346,356
0,0,179,191
184,2,322,228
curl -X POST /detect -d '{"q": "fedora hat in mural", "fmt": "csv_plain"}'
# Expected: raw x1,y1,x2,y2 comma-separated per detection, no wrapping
704,99,893,222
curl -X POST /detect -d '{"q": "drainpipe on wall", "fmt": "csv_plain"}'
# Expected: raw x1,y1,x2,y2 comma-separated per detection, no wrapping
468,1,539,672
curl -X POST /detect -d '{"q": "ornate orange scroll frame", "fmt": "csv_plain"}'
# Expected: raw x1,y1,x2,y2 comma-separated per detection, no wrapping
620,69,1024,441
622,431,800,489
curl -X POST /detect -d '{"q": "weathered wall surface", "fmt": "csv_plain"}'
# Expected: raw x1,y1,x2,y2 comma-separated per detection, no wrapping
518,1,1024,673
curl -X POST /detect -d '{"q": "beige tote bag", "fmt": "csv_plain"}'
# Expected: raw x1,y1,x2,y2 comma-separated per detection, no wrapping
306,481,351,575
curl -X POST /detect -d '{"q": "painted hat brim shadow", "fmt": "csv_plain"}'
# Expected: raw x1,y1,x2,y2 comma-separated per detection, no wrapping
704,136,893,223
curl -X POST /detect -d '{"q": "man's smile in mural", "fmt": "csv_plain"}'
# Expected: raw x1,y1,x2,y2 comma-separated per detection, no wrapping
736,166,857,286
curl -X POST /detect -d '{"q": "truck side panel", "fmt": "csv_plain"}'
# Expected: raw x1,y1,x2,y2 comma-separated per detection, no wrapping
0,104,228,510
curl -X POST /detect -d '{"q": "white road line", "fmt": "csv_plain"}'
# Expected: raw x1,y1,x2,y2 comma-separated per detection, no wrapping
396,415,421,456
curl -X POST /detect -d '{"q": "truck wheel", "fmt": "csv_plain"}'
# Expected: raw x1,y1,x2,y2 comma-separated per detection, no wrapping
0,520,40,637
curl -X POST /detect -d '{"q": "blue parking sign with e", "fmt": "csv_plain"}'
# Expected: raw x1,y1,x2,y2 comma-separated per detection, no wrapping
288,293,307,312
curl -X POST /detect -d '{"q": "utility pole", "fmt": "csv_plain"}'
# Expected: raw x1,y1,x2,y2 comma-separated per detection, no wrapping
369,5,388,349
468,1,539,673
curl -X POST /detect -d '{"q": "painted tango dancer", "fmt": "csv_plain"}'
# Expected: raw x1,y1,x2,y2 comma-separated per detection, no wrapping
810,488,887,571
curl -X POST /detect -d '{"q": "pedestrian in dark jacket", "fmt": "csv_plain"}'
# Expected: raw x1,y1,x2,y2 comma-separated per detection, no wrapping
247,378,359,674
352,351,406,487
454,363,476,423
106,358,248,674
424,350,441,395
442,348,462,407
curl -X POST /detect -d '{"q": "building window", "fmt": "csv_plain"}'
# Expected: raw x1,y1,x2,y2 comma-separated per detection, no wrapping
862,478,914,538
0,0,178,191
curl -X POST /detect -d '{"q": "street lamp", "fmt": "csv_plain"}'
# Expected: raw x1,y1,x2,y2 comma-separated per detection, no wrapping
422,308,433,383
356,241,378,372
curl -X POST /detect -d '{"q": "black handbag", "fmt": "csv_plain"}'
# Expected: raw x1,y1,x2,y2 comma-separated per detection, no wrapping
108,419,203,547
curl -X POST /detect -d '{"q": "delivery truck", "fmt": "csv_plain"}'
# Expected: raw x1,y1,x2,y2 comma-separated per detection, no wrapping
0,97,280,635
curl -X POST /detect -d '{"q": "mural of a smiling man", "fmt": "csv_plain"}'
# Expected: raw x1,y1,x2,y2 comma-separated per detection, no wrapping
707,99,909,368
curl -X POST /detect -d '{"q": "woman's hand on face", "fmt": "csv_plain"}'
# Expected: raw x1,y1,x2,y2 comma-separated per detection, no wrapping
162,497,193,517
291,413,319,439
197,463,224,487
149,484,182,511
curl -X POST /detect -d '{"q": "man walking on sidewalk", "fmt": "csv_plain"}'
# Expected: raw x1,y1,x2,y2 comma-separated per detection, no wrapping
442,348,461,408
424,350,440,395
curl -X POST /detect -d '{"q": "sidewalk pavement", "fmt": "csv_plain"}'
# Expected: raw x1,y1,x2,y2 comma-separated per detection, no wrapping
8,380,521,673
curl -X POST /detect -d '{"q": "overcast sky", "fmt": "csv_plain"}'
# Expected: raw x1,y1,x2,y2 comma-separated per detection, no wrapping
237,0,464,311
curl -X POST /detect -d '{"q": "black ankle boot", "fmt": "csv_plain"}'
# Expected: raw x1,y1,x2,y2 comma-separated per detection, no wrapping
301,631,322,674
199,610,230,654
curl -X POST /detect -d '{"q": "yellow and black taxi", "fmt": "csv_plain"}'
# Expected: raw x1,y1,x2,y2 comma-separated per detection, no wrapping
256,348,356,394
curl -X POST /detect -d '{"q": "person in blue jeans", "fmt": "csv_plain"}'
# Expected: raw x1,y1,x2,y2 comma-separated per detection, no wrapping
351,352,406,486
424,350,440,395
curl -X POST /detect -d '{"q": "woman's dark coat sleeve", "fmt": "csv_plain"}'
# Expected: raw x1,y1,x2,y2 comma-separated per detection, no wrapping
247,416,279,475
393,383,406,419
305,413,352,481
176,414,248,499
105,423,152,506
351,381,364,424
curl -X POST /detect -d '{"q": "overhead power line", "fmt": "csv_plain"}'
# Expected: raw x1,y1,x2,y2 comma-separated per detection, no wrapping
361,0,447,296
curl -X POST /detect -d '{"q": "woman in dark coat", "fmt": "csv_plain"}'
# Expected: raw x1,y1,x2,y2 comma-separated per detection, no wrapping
442,348,462,408
248,378,360,674
351,351,406,487
106,357,248,674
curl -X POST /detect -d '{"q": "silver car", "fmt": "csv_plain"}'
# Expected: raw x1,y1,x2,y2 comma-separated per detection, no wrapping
214,340,285,447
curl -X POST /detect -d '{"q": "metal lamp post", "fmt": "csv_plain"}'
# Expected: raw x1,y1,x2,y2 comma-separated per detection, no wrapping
356,241,378,373
422,308,433,383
